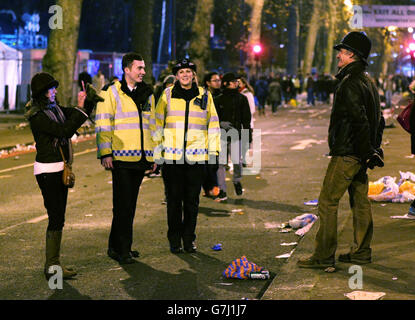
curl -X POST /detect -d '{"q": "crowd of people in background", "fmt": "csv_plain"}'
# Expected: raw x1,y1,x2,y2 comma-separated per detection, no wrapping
80,64,415,121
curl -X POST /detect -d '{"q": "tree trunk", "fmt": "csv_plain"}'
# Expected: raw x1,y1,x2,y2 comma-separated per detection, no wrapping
132,0,154,84
381,31,392,76
246,0,265,79
302,0,321,76
189,0,214,83
42,0,83,106
286,1,299,76
323,0,337,74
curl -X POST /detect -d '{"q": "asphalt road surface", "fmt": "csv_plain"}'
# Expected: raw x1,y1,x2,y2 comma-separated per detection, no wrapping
0,101,411,301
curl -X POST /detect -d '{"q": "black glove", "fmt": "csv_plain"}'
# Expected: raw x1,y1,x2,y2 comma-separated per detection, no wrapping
366,148,384,170
249,128,253,144
84,84,104,116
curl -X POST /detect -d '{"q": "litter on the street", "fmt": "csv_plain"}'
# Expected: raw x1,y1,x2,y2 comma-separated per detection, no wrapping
344,291,386,300
288,214,318,229
304,199,318,206
295,219,317,237
324,267,336,273
264,222,280,229
212,244,222,251
249,270,270,280
369,171,415,202
390,214,415,220
223,256,266,280
275,249,295,259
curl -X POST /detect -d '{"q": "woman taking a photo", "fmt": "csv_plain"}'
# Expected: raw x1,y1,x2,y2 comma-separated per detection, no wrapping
25,72,92,280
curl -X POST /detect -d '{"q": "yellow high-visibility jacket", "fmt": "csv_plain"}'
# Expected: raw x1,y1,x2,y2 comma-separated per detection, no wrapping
151,84,220,162
95,81,156,162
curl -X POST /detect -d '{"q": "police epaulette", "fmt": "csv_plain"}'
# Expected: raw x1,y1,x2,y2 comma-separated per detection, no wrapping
200,89,208,110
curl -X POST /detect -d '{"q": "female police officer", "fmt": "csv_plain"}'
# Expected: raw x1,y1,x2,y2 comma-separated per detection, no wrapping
152,59,220,253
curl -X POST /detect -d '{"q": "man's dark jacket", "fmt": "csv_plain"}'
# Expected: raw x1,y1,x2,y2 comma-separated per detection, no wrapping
329,61,384,162
214,88,251,134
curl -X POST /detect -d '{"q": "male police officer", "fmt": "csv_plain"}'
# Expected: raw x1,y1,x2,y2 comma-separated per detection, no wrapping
95,52,156,264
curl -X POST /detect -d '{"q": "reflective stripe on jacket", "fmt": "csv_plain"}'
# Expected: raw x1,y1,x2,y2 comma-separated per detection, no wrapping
95,81,156,162
151,85,220,162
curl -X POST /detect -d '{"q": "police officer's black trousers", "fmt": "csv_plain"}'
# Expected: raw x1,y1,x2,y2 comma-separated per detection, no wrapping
109,167,145,256
163,163,205,248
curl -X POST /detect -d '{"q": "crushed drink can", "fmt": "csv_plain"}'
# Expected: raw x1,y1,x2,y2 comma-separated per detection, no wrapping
249,270,270,280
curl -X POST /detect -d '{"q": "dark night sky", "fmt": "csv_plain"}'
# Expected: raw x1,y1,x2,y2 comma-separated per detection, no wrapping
0,0,199,64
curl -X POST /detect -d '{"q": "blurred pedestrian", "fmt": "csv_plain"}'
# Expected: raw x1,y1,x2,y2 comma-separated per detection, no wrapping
214,72,251,201
238,76,256,166
152,58,221,253
78,66,92,90
95,52,156,264
154,74,176,104
204,72,222,98
201,71,222,198
406,80,415,217
297,31,385,269
254,76,268,115
25,72,93,280
268,77,282,114
92,70,106,93
306,73,315,106
384,74,394,108
238,77,255,129
293,75,300,99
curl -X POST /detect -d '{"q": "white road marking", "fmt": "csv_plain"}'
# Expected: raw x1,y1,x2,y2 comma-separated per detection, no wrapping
290,139,325,150
26,215,48,224
0,148,96,174
0,149,97,233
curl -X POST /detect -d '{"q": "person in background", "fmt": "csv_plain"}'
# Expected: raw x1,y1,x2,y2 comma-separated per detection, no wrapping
78,66,92,90
254,76,268,116
238,76,256,167
268,76,282,115
214,73,251,202
25,72,93,280
406,80,415,218
238,77,255,130
384,74,394,109
92,70,106,93
306,73,315,106
154,74,176,104
201,71,222,198
204,72,222,98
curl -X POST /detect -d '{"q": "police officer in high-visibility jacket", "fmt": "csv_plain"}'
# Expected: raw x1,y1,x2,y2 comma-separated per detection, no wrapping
95,52,156,264
152,59,221,253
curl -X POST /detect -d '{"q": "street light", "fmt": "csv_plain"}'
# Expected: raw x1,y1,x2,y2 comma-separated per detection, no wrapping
253,44,262,54
252,44,262,78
